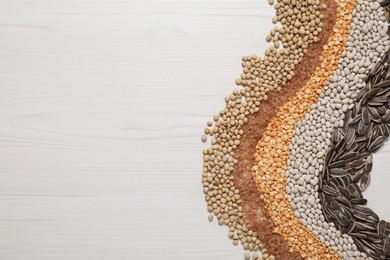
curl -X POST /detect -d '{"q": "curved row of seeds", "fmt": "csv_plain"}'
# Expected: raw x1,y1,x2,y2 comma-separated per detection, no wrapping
251,0,356,258
319,50,390,260
285,0,390,259
201,0,327,259
226,0,341,258
227,2,338,257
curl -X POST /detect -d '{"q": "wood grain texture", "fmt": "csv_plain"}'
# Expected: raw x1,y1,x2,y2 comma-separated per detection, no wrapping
0,0,388,259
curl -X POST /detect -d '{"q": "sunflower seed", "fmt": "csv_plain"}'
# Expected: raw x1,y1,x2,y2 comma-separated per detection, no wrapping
375,80,390,89
383,109,390,122
335,196,352,208
359,173,371,191
350,198,368,205
363,245,382,259
367,209,380,222
330,199,341,211
362,106,370,124
350,158,365,169
328,160,346,168
352,168,366,182
367,88,382,99
348,115,361,125
339,187,351,199
361,230,381,239
339,151,358,161
358,120,369,136
377,105,388,115
351,233,367,239
355,239,368,256
357,87,369,101
325,149,334,165
354,210,371,221
384,236,390,256
322,185,339,196
355,135,367,143
345,127,356,150
335,140,346,155
377,87,390,97
365,155,373,172
386,222,390,232
347,184,363,198
368,136,385,152
353,205,372,215
378,220,387,237
355,221,377,231
335,210,350,226
380,123,390,137
346,219,356,234
372,125,381,138
368,106,381,119
331,129,341,144
371,95,388,103
329,168,349,177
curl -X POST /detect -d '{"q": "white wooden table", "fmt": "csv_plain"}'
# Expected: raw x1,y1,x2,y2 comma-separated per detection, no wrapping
0,0,388,259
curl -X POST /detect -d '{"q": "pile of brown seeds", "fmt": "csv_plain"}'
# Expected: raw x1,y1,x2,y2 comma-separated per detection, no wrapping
235,0,326,95
201,0,328,259
320,50,390,259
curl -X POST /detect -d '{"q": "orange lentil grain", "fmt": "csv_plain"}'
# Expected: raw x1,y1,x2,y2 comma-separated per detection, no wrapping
251,0,356,258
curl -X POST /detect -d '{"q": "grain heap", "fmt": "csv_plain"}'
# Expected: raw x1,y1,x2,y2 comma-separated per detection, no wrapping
202,0,328,258
282,0,390,259
252,0,357,256
319,51,390,259
201,0,390,258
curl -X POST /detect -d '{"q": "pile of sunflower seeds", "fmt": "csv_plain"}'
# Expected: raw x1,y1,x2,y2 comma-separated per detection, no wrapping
320,49,390,259
284,0,390,258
